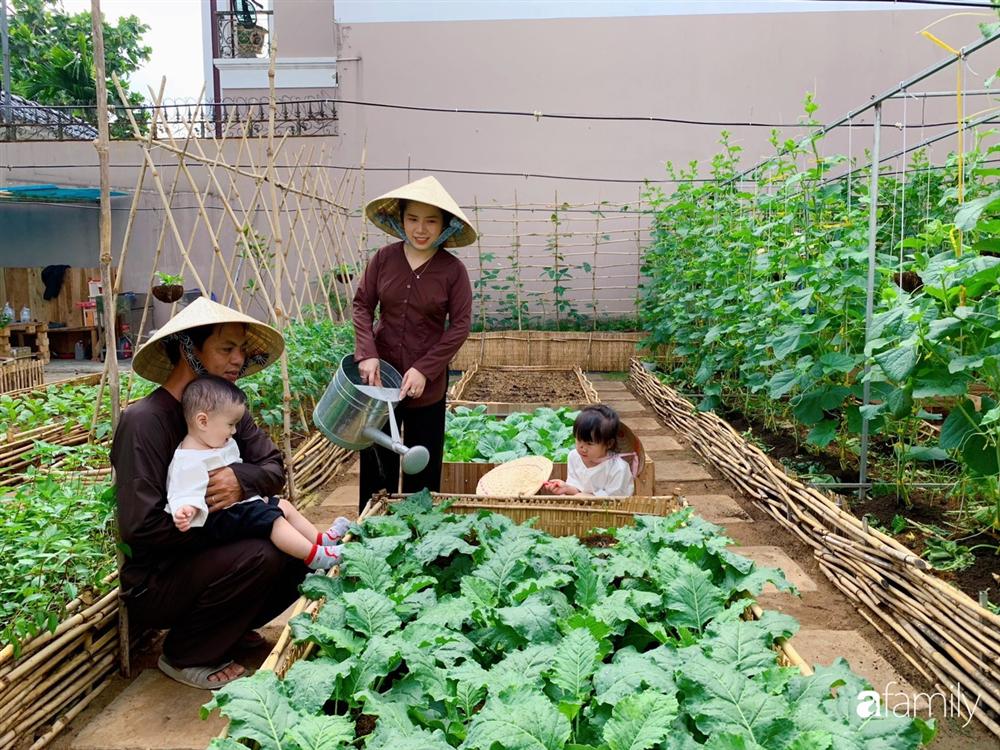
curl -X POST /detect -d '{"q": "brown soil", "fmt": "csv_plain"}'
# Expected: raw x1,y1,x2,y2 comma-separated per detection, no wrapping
721,410,999,604
579,532,618,548
459,369,586,403
355,713,377,739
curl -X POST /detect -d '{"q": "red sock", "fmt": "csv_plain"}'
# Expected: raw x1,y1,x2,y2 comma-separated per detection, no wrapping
305,544,319,565
315,532,323,545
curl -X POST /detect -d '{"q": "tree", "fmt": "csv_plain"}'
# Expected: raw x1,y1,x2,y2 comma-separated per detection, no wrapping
6,0,151,136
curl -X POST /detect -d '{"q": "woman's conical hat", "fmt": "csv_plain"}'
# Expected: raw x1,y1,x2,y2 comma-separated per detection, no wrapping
132,297,284,384
365,175,477,248
476,456,553,497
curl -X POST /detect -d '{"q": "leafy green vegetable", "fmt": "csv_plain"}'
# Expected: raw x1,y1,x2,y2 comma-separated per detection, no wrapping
445,406,578,462
204,493,933,750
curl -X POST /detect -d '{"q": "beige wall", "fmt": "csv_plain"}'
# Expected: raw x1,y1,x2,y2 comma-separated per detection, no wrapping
4,8,997,326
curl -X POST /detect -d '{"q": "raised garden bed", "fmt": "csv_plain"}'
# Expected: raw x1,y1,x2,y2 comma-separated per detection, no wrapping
217,492,934,749
449,364,599,415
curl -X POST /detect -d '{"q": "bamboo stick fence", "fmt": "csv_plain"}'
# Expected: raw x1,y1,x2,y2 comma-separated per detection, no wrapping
627,358,1000,737
0,358,45,394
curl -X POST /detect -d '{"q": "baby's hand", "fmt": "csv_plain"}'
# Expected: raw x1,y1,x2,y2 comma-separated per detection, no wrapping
174,505,197,532
545,479,577,496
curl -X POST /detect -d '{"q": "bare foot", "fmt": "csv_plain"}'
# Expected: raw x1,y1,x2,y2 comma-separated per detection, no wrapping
208,662,246,682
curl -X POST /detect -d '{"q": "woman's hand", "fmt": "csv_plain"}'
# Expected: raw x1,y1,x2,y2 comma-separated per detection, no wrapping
400,368,427,400
206,467,244,511
359,358,382,386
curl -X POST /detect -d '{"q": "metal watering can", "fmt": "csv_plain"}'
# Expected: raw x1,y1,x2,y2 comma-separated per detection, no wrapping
313,354,430,475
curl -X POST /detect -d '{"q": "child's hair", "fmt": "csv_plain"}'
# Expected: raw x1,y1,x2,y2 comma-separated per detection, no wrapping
573,404,620,450
182,375,247,423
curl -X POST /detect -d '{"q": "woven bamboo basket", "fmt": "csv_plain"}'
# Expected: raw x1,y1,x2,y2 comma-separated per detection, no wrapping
451,331,643,371
448,363,600,415
441,458,655,497
0,357,45,395
628,358,1000,737
260,492,811,686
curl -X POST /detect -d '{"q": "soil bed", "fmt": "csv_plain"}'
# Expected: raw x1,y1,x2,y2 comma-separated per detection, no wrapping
720,409,999,605
459,369,586,403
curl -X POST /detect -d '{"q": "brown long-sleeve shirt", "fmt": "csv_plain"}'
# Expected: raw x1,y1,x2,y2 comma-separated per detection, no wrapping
353,241,472,407
110,387,285,594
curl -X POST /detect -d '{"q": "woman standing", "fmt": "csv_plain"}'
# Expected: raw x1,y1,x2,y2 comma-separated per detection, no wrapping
352,176,476,511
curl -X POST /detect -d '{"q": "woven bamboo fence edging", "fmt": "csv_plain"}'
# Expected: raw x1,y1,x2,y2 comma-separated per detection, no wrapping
0,429,352,748
627,358,1000,737
448,363,601,413
258,492,811,691
451,331,644,372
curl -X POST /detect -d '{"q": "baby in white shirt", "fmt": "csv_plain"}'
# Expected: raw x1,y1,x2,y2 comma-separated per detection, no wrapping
167,375,349,570
545,404,635,497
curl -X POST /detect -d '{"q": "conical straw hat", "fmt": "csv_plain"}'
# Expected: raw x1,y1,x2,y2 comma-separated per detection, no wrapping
476,456,553,497
132,297,284,384
365,175,477,248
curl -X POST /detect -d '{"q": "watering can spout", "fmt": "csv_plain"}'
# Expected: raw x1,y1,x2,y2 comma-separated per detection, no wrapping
361,426,430,475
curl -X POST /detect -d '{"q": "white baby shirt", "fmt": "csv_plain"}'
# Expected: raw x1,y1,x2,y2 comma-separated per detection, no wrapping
165,438,261,527
566,449,634,497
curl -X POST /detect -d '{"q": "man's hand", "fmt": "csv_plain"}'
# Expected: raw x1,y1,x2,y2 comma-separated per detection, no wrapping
359,358,382,386
206,466,243,512
174,505,198,532
400,368,427,400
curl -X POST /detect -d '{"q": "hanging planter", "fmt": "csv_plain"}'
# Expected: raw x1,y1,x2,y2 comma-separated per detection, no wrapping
152,272,185,303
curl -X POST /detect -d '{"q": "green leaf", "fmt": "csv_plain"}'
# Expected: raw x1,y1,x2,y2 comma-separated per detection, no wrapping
411,527,477,564
939,400,979,450
343,589,401,637
201,671,296,750
283,657,352,713
341,545,394,592
874,343,918,382
463,688,571,750
806,420,838,448
489,644,558,693
498,595,559,642
955,189,1000,230
665,565,725,632
300,573,344,602
283,714,355,750
549,627,601,700
677,651,786,742
603,692,679,750
473,536,534,604
593,648,675,706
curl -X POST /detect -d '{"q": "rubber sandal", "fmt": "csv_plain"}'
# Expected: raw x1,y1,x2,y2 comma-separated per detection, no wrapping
157,655,243,689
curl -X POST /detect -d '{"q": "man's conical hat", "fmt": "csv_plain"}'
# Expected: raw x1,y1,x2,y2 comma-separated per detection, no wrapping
365,175,477,248
132,297,284,384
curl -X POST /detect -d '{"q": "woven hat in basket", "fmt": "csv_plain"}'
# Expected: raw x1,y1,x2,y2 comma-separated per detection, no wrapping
616,422,646,475
365,176,477,248
477,456,554,497
132,297,284,384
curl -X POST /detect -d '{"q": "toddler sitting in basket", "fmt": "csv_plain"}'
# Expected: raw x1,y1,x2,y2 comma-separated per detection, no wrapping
166,375,350,570
544,404,637,497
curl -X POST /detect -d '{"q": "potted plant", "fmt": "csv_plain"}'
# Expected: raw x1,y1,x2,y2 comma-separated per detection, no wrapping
152,272,185,303
332,262,359,284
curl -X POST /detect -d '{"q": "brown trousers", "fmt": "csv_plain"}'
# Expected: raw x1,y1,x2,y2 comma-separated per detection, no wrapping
126,538,308,667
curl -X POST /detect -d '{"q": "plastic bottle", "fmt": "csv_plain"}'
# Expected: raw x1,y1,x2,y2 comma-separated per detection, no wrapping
19,305,30,323
2,302,13,323
74,341,86,361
